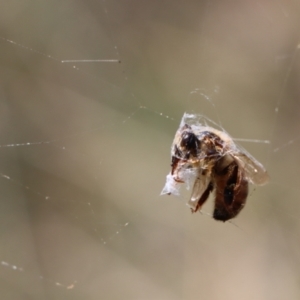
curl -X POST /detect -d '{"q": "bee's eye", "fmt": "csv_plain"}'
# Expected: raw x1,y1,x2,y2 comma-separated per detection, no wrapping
180,131,200,157
181,131,199,150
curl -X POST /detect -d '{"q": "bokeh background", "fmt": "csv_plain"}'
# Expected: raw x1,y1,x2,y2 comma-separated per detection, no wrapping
0,1,300,299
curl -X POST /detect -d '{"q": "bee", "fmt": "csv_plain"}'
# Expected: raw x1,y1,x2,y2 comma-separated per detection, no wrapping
161,113,269,222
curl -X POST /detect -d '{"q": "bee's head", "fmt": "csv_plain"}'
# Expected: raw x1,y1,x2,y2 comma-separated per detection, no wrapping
171,124,201,174
179,125,200,159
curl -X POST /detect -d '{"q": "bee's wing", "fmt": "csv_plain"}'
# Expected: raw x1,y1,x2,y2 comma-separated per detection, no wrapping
188,170,212,211
232,149,269,185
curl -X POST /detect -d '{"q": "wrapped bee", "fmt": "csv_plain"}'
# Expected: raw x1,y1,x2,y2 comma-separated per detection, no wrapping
161,113,269,222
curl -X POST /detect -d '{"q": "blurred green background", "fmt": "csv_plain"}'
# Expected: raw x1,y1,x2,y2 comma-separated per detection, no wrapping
0,1,300,299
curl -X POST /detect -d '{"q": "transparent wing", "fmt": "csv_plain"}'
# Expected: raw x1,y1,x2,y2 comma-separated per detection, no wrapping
188,169,212,211
233,150,269,185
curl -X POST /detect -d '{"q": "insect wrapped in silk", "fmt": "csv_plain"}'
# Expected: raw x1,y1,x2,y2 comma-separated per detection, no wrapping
161,113,269,222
